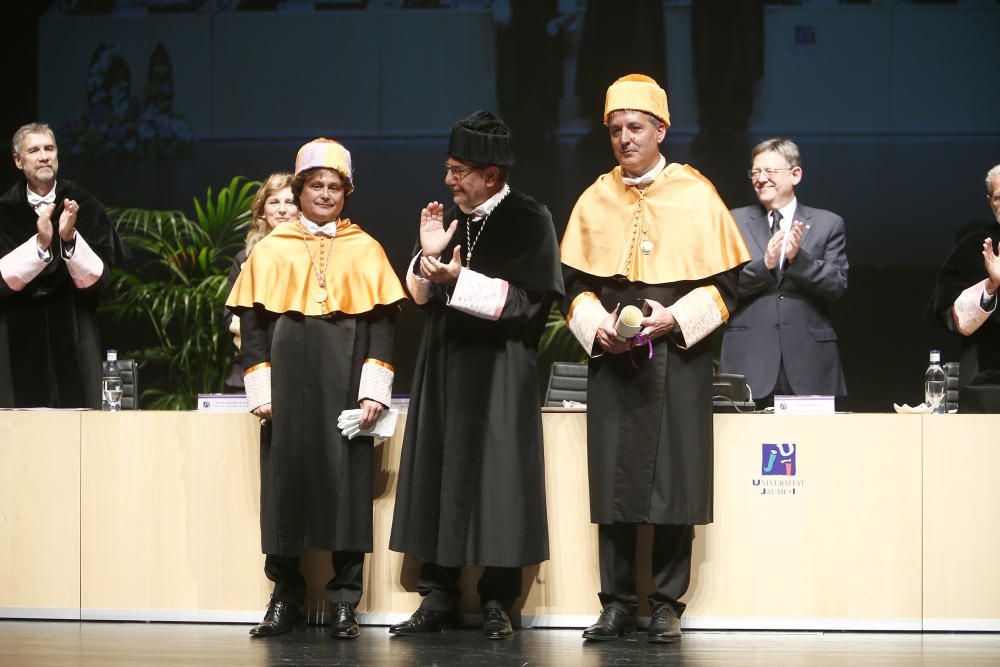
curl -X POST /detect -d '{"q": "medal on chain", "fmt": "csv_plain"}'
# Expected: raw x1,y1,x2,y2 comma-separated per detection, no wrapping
299,222,332,304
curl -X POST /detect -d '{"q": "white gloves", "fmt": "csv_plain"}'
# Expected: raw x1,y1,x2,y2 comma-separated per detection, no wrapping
337,408,399,440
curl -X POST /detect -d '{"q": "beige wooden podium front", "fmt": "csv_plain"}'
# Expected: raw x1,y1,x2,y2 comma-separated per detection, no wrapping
1,411,997,630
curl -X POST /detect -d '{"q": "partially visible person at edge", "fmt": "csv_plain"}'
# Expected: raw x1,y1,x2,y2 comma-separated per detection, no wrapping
0,121,125,408
388,111,564,640
226,139,406,640
223,173,298,390
561,74,749,644
927,164,1000,387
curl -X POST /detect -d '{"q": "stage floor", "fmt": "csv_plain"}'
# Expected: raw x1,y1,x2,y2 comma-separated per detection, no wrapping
3,621,1000,666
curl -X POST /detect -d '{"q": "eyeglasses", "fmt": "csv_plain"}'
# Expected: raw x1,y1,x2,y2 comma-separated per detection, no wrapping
444,163,481,180
748,167,793,180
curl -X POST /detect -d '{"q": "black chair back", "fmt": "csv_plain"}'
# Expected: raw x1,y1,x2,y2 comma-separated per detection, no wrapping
119,359,139,410
544,362,588,407
944,361,960,413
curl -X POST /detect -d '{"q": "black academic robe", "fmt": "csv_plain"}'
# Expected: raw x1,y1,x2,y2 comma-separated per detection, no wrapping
241,306,395,555
927,221,1000,386
564,268,741,526
0,178,124,408
389,188,565,568
230,222,403,556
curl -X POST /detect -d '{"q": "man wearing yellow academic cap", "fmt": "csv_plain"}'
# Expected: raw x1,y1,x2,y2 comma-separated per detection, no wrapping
227,139,406,640
562,75,750,643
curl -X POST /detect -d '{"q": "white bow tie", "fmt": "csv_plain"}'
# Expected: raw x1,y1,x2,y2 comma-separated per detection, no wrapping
27,189,56,210
300,216,338,238
621,173,657,187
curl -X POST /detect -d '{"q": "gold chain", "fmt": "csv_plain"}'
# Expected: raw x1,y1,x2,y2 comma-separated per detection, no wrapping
298,222,332,289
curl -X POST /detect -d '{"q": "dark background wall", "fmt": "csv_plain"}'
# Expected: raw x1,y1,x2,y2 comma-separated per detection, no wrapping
3,0,999,411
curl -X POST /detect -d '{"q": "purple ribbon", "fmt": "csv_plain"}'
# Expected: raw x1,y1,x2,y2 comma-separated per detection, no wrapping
628,332,654,368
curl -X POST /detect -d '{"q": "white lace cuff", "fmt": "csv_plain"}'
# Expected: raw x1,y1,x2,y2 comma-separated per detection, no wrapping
358,359,394,406
64,232,105,288
566,291,606,357
243,363,271,412
667,286,728,349
0,234,49,291
447,268,508,320
953,278,995,336
406,253,432,305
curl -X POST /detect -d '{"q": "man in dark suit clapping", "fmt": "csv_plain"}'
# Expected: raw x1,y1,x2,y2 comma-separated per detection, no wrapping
720,138,848,405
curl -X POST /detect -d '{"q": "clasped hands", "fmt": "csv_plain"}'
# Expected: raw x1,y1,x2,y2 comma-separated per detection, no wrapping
252,398,383,431
35,199,79,252
595,299,676,355
764,220,804,270
418,201,462,286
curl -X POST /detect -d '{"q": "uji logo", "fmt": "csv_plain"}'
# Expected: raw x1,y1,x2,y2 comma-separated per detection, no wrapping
762,443,796,476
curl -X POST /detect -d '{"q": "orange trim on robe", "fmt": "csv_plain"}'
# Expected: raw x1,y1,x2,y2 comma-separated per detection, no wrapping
566,291,600,323
561,163,750,284
364,358,396,372
243,361,271,377
706,284,730,322
226,219,406,317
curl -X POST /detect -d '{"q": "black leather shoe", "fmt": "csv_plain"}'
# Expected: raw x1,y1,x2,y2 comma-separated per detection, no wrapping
482,607,513,640
329,601,360,639
249,596,304,637
389,607,458,635
647,604,681,643
582,606,636,641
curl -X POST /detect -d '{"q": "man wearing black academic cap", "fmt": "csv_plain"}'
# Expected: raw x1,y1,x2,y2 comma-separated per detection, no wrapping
0,122,124,408
389,111,564,639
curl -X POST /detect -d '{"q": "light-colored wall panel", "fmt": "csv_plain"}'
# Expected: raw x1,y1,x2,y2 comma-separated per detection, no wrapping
0,412,81,615
356,415,421,619
80,412,268,616
687,414,923,628
923,415,1000,630
4,411,997,629
522,411,600,620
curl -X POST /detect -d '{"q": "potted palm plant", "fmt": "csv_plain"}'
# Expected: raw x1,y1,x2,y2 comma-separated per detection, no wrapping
105,176,258,409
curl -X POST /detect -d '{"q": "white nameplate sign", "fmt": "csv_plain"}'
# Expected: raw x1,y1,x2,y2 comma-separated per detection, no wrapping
773,395,835,415
197,394,249,413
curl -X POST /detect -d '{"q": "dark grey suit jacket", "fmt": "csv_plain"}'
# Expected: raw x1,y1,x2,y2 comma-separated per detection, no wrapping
720,202,848,398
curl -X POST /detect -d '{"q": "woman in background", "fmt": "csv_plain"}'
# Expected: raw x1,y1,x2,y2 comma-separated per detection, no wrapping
223,173,298,390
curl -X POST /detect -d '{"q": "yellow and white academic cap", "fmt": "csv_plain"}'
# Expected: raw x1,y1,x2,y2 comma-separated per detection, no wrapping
294,138,354,192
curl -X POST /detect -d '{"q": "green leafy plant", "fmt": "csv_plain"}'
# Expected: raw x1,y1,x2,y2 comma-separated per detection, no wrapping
538,303,586,364
105,176,259,409
537,303,587,395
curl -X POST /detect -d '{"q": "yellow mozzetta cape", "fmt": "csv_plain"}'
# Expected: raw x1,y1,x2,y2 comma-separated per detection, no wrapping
561,162,750,283
226,219,406,317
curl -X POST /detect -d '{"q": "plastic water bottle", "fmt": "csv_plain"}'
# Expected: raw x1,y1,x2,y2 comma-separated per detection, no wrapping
101,349,122,412
924,350,946,414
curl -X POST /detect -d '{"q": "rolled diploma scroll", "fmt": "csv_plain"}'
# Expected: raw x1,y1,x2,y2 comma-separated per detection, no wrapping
614,305,644,339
